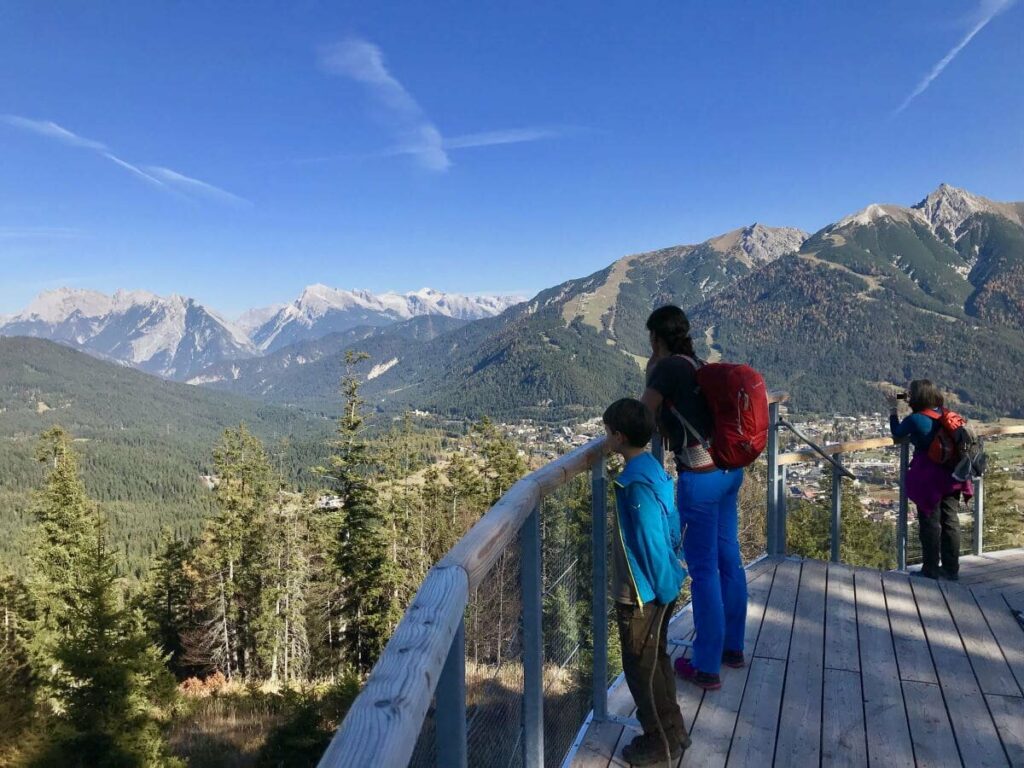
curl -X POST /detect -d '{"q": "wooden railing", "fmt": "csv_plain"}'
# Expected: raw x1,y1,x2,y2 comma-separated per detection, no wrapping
318,397,1021,767
318,435,611,768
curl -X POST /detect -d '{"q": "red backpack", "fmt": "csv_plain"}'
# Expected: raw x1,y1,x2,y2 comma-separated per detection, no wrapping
921,407,986,479
666,357,770,469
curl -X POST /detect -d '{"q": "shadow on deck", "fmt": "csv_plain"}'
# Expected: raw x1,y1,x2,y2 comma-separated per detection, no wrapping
570,549,1024,768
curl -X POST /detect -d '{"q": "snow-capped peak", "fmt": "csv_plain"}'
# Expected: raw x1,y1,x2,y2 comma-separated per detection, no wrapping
248,285,524,353
836,203,921,229
235,302,289,335
22,287,114,323
913,183,1023,237
1,288,255,380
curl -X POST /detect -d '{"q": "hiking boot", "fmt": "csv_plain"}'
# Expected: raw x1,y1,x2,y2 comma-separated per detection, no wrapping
622,732,684,766
942,568,959,581
674,657,722,690
912,568,940,580
722,649,746,669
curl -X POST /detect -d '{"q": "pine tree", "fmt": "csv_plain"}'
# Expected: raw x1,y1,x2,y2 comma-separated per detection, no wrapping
142,530,196,677
27,426,94,669
0,568,35,760
786,469,895,569
25,428,179,767
257,497,311,683
320,352,401,673
192,425,276,680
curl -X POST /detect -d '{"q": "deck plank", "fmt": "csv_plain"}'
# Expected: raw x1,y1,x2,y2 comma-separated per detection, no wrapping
822,668,867,768
986,694,1024,767
883,573,938,684
941,582,1022,698
774,559,827,767
902,681,961,768
854,568,916,767
974,592,1024,686
571,551,1024,768
911,578,1009,768
825,562,859,673
681,565,776,767
723,657,785,768
753,560,801,661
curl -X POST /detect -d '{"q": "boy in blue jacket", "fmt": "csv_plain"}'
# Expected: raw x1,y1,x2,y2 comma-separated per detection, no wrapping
603,398,689,766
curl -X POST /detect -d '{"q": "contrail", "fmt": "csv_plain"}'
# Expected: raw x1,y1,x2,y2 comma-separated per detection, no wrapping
895,0,1017,114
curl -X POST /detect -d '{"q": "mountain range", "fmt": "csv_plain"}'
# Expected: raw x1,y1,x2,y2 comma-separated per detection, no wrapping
2,183,1023,421
0,285,522,380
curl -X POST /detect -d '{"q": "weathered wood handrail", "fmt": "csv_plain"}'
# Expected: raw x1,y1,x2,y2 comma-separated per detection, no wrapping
317,565,469,767
439,437,608,589
777,423,1024,466
320,434,613,767
318,388,895,767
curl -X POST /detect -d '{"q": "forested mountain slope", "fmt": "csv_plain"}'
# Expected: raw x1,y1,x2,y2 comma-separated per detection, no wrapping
0,337,330,577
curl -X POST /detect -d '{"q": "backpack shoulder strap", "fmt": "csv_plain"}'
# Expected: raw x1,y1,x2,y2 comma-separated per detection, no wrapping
666,402,710,450
920,408,943,420
673,354,704,371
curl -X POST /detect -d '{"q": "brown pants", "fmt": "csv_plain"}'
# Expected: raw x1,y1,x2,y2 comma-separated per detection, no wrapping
615,600,686,743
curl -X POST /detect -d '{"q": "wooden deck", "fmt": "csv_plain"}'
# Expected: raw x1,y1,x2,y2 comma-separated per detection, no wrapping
569,549,1024,768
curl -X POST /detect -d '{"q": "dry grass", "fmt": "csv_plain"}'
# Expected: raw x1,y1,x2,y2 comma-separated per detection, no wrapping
169,692,286,768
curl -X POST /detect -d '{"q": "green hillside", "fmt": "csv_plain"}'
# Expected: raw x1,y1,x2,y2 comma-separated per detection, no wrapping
220,226,803,421
0,337,331,578
693,252,1024,418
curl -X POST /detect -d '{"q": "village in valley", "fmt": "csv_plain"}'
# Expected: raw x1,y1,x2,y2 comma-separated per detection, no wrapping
492,411,1024,527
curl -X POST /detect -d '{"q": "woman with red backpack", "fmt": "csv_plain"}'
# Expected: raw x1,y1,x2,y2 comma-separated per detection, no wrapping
888,379,974,580
641,306,748,691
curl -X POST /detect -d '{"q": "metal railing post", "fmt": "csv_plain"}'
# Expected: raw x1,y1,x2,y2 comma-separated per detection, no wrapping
591,458,608,722
897,442,909,571
766,401,780,555
973,476,985,556
776,464,788,554
521,504,544,768
830,454,843,563
436,619,467,768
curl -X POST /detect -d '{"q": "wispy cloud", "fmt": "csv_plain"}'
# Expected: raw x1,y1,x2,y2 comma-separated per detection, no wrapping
103,153,166,187
0,226,86,240
0,115,108,151
318,38,566,171
1,114,249,205
895,0,1018,115
146,166,252,207
443,128,562,150
319,38,449,171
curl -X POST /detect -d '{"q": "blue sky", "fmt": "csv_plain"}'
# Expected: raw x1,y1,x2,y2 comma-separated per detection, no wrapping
1,1,1022,316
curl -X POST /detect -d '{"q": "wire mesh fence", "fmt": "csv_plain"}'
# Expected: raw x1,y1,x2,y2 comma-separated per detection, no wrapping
409,467,607,768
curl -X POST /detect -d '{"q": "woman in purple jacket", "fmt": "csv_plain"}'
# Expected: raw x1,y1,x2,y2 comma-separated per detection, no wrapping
888,380,972,580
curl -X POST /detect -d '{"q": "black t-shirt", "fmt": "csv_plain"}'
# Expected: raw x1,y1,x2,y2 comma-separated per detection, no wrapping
646,356,713,455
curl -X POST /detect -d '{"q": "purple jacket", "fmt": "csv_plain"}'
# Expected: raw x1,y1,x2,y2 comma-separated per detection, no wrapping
905,451,973,517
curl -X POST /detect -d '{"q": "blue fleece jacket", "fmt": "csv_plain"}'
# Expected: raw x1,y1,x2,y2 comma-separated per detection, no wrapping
612,452,686,606
890,411,941,453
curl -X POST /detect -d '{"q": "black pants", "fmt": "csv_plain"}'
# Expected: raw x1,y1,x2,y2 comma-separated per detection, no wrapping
918,494,961,577
615,600,686,744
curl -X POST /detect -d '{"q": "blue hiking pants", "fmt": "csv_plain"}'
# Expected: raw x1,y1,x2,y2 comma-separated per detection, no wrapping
678,468,747,675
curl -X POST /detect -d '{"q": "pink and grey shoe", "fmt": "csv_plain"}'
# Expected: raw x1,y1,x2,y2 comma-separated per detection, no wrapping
674,657,722,690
